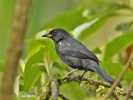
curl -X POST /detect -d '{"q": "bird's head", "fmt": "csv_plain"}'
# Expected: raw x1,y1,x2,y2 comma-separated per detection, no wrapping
42,28,70,42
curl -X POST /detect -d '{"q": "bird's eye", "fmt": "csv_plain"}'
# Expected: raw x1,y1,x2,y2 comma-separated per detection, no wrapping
54,31,57,33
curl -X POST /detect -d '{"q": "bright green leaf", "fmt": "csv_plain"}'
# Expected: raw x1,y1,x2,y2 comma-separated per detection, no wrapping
24,44,58,91
25,45,42,63
44,49,53,76
72,18,99,38
18,59,25,75
103,33,133,61
25,38,53,53
24,48,44,91
14,75,20,98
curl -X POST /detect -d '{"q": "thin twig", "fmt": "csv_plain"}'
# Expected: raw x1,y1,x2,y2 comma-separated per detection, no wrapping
126,81,133,100
59,94,70,100
0,0,32,100
104,51,133,100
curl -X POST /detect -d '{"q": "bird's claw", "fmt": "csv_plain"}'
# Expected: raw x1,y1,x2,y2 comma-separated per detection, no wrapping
64,69,78,78
64,73,72,78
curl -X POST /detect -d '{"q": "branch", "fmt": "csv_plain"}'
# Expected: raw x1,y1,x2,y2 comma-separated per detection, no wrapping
59,94,70,100
39,84,51,100
62,75,111,87
40,78,70,100
41,75,133,99
0,0,32,100
62,75,133,99
51,79,59,100
104,50,133,100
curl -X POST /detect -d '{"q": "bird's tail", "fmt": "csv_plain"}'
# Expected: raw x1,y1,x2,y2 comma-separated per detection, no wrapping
93,65,122,88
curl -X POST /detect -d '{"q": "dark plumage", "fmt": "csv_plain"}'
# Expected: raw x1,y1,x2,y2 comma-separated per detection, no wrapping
42,28,122,88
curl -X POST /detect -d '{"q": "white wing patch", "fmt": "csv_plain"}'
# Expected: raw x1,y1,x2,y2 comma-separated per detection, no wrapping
59,42,62,45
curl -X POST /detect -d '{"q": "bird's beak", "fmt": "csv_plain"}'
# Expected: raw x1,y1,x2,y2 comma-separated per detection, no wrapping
42,33,52,38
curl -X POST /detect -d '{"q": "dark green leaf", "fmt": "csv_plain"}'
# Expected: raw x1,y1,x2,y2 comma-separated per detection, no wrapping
115,22,132,33
92,47,102,54
39,8,86,31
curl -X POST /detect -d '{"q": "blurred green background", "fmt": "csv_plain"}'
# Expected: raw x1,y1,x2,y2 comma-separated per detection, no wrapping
0,0,87,59
0,0,133,100
0,0,133,59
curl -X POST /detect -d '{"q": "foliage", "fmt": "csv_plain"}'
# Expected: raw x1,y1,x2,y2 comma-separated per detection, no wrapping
1,0,133,99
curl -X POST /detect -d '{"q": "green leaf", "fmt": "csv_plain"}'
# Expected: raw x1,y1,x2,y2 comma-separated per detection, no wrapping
25,45,42,63
72,18,99,39
115,22,132,33
44,49,53,76
103,32,133,61
38,3,127,41
43,44,59,62
39,8,86,31
24,44,58,91
25,38,53,53
24,47,44,91
18,59,25,75
78,13,115,40
92,47,102,54
72,3,127,40
14,75,20,98
43,44,59,76
32,63,47,74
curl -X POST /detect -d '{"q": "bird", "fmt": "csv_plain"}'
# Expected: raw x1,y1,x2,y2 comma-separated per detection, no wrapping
42,28,122,88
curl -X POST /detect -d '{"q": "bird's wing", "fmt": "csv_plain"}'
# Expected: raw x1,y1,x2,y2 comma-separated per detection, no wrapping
60,40,100,63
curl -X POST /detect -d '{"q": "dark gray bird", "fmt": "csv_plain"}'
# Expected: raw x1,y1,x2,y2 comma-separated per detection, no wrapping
42,28,122,88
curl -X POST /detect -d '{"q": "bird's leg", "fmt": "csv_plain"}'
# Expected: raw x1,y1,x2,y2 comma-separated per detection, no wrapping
79,70,87,85
65,68,78,77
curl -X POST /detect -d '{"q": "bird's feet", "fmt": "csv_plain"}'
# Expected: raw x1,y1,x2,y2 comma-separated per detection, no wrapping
78,75,83,85
64,69,78,78
78,70,87,85
64,72,72,78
